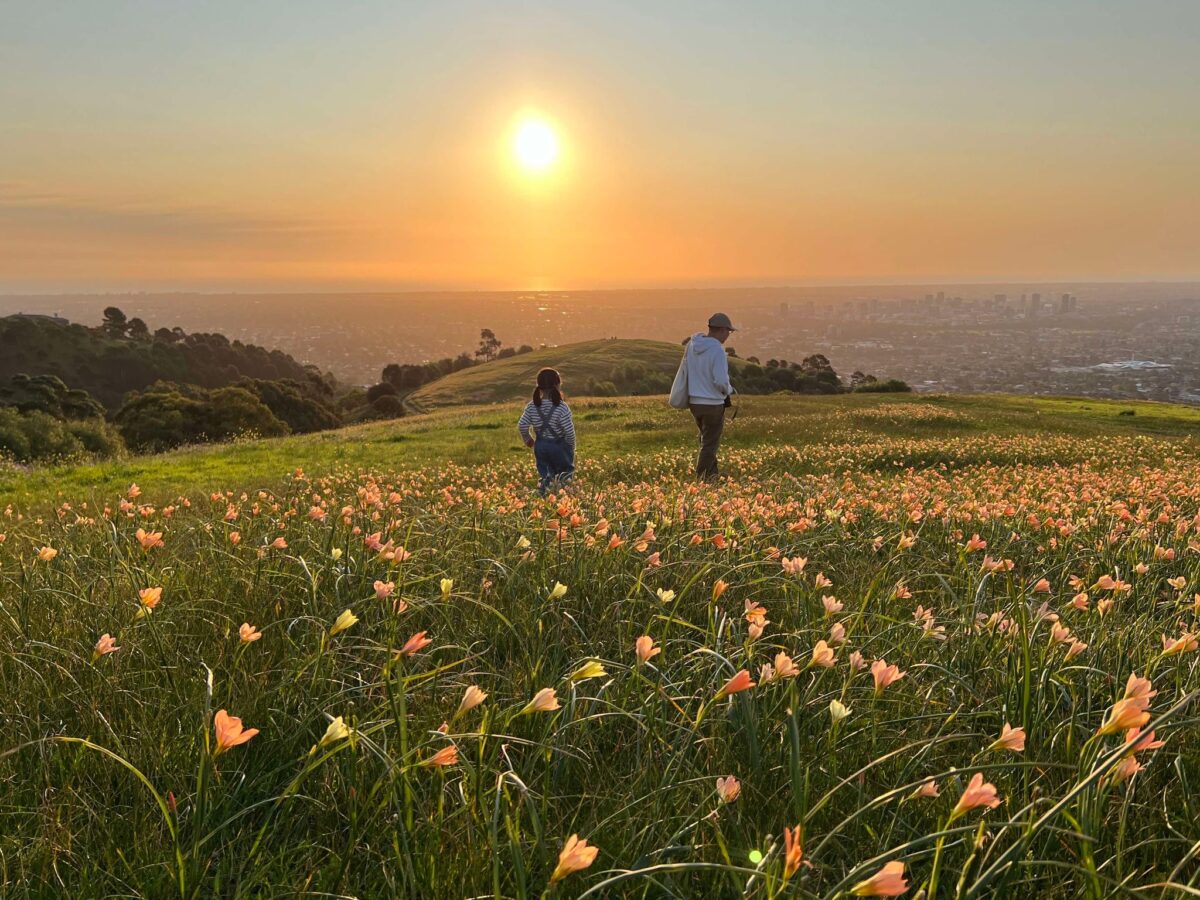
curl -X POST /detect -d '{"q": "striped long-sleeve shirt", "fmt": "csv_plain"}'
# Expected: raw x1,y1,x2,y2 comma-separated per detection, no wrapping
517,400,576,450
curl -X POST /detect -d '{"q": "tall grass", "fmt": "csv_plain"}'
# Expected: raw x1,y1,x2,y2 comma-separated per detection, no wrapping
2,430,1200,897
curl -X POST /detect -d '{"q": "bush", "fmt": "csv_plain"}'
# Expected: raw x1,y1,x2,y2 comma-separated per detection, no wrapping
0,409,32,461
853,379,912,393
238,378,342,434
582,379,620,397
0,407,122,463
114,383,288,452
366,382,399,404
369,394,406,418
0,373,106,420
66,418,126,457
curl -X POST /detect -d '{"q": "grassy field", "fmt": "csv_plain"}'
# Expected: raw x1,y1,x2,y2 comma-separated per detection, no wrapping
406,338,686,408
405,337,775,410
3,392,1200,897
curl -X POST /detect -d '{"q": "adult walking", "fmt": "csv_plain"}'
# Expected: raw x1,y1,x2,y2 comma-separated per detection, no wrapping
670,313,736,481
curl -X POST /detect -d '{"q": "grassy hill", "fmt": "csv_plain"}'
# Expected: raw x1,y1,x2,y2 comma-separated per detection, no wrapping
406,337,767,409
5,392,1200,895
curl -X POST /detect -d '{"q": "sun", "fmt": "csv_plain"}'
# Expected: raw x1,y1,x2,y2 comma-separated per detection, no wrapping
513,118,560,172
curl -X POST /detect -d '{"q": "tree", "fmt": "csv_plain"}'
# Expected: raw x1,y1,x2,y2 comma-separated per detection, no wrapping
476,329,502,362
127,317,150,340
102,307,128,337
369,393,406,418
114,382,287,452
0,374,104,420
800,354,841,390
237,378,341,433
366,382,399,404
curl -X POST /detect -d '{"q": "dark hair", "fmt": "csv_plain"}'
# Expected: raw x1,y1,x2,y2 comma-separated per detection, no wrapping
532,367,563,407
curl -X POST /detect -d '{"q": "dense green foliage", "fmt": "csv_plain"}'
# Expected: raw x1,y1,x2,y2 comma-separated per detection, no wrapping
0,406,123,463
113,382,289,452
0,373,106,419
0,313,330,410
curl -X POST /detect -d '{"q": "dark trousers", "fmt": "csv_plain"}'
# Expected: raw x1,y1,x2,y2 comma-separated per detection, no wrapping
689,403,726,481
534,438,574,494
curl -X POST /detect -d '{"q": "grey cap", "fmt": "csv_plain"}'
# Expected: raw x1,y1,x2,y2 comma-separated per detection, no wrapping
708,312,736,331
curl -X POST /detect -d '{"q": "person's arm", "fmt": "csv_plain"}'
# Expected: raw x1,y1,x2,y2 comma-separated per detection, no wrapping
711,347,733,397
559,404,576,452
517,404,535,446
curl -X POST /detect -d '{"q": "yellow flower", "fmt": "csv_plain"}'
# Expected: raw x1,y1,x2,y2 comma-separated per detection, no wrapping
440,578,454,599
319,716,352,748
656,588,676,603
37,546,58,562
829,699,851,724
329,609,358,637
516,535,531,550
569,660,607,682
330,548,343,560
548,581,568,600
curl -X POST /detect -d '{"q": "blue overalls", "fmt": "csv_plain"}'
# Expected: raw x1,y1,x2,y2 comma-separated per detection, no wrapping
532,405,574,495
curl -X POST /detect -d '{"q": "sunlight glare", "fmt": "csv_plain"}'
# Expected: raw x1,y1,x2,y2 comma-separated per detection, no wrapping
513,118,560,172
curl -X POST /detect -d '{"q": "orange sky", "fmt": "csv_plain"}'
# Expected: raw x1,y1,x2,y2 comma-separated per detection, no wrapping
1,2,1198,291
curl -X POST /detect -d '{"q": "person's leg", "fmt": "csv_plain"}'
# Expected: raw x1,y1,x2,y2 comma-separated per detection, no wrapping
690,407,707,478
534,441,553,494
547,441,572,491
700,406,725,480
690,404,725,481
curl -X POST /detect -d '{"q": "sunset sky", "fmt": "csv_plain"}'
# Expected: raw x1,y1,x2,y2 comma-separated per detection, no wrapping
2,1,1198,292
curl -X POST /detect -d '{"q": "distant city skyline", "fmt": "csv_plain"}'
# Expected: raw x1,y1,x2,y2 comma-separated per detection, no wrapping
2,1,1199,292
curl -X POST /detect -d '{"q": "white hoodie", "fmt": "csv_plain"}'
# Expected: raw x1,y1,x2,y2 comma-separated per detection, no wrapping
685,333,734,404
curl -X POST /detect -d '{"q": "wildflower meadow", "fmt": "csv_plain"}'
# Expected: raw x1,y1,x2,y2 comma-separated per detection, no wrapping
3,395,1200,897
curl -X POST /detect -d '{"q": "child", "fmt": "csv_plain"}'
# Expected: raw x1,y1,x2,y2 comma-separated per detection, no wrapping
517,368,576,494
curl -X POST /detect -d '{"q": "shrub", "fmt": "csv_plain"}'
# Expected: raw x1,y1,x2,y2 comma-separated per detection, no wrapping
369,394,406,418
853,379,913,393
66,418,126,457
114,383,288,452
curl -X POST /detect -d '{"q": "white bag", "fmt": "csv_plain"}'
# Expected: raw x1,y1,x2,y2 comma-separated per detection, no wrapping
668,352,689,409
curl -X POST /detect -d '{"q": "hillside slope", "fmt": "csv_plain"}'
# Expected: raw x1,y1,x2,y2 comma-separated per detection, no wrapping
407,337,762,409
